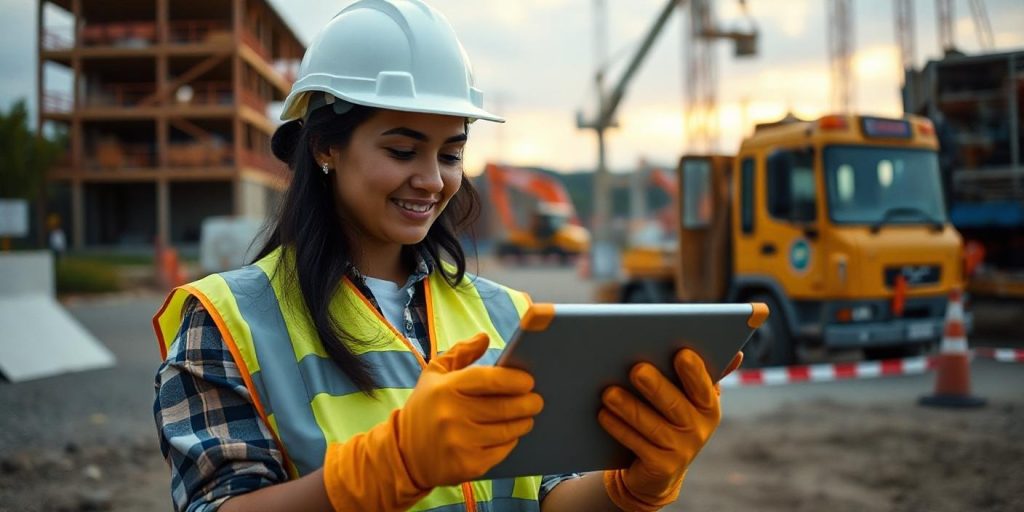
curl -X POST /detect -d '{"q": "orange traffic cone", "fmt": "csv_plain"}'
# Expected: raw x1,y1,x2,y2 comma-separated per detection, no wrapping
919,288,986,408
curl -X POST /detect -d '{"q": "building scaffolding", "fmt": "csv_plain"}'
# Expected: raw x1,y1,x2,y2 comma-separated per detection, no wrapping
38,0,303,249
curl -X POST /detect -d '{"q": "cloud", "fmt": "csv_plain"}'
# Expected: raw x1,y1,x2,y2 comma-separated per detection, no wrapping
994,31,1024,49
745,0,814,39
5,0,1022,172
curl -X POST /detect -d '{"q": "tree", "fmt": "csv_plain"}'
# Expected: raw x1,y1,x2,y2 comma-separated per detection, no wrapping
0,99,64,200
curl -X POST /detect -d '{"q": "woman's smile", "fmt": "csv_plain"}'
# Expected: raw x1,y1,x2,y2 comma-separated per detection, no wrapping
391,198,438,217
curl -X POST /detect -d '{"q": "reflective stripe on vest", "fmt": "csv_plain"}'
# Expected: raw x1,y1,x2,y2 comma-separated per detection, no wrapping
153,248,541,511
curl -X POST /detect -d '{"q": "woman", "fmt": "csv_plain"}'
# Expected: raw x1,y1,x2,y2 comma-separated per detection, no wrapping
153,1,741,511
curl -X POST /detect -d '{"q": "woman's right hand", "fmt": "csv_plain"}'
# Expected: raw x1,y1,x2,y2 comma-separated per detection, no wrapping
397,332,544,489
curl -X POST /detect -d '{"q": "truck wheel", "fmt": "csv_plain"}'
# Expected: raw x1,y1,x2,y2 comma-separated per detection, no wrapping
543,247,570,266
743,294,794,368
496,244,521,264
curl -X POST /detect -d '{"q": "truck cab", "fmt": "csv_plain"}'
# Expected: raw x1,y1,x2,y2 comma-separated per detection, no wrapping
616,114,967,366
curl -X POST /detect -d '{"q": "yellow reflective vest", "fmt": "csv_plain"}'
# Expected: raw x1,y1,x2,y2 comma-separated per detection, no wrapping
154,248,542,511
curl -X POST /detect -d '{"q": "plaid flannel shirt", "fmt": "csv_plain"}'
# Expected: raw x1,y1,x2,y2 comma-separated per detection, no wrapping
153,254,579,511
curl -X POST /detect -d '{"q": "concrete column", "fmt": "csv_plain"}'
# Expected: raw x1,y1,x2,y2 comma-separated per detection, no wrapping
71,179,84,250
157,178,170,246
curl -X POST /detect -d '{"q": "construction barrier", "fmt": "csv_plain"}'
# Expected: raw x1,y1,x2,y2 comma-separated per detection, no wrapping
973,347,1024,363
718,347,1022,388
920,288,986,408
719,356,935,388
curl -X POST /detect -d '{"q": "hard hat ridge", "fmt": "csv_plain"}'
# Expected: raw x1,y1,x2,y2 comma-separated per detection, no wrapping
280,0,503,123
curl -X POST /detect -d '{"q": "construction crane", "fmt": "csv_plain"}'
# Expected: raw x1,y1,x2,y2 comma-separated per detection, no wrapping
578,0,680,279
827,0,853,113
934,0,996,53
895,0,916,76
967,0,994,50
578,0,756,280
683,0,757,152
937,0,955,52
897,0,994,75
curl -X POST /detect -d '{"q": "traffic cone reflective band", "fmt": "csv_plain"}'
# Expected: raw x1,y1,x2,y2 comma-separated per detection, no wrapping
919,288,986,408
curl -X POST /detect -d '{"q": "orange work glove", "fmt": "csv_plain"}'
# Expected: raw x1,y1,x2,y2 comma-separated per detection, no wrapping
600,349,743,512
323,333,543,511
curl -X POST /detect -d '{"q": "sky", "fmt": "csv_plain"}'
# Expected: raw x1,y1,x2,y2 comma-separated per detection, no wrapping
2,0,1022,175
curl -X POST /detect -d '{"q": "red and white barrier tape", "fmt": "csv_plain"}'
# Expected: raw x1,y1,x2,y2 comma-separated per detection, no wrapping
973,347,1024,363
719,347,1022,388
719,357,935,388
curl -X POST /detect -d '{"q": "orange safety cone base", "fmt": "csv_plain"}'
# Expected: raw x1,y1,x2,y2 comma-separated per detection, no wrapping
919,354,986,408
918,393,986,408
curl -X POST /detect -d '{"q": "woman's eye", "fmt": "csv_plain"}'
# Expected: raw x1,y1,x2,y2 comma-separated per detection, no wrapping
387,149,415,160
440,152,463,164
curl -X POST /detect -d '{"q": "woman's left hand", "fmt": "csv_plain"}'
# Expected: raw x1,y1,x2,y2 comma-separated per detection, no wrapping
599,349,743,512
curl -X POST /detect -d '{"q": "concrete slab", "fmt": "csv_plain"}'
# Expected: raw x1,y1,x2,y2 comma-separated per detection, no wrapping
0,252,116,382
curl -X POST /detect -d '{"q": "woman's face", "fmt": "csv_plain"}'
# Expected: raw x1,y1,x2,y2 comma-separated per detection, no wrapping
321,110,467,256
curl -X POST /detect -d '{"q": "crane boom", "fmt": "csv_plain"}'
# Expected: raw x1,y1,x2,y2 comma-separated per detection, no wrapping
596,0,681,128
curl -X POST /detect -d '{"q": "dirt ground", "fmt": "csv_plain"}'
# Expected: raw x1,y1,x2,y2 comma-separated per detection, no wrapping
2,270,1020,511
1,399,1020,512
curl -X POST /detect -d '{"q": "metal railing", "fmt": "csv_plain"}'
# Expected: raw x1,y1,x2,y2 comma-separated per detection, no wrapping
174,81,234,106
954,166,1024,201
42,27,74,50
87,142,157,170
42,91,74,113
80,81,234,108
85,83,157,107
80,22,157,47
168,20,232,44
166,141,234,168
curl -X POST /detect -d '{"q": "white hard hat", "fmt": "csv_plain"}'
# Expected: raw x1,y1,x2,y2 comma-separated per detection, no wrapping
280,0,503,123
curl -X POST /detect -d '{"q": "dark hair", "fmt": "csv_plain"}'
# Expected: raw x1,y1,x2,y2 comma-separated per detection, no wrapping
255,105,481,393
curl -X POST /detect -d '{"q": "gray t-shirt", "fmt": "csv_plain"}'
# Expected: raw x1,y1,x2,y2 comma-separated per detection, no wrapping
363,275,424,356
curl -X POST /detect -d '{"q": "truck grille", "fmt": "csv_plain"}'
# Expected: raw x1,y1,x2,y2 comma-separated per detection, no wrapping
885,265,941,287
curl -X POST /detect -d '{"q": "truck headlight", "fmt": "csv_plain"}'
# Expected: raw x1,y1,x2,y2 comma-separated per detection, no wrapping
851,305,874,322
836,305,874,323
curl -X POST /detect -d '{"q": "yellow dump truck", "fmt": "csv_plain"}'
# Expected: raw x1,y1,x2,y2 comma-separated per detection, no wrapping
613,114,966,366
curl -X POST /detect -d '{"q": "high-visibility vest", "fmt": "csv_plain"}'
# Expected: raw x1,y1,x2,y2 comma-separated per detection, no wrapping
154,248,542,511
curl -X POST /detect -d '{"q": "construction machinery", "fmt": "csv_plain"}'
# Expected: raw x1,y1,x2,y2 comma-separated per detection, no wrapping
478,163,590,263
578,0,757,279
904,49,1024,300
606,113,966,367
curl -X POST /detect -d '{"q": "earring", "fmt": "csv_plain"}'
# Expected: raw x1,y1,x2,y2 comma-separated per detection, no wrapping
321,162,330,175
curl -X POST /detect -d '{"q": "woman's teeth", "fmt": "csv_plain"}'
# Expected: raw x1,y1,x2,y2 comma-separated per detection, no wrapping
393,200,433,213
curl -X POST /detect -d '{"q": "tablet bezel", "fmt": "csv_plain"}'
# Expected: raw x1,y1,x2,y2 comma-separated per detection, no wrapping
482,302,766,480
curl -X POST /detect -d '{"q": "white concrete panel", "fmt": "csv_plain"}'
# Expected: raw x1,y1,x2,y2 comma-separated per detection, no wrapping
0,294,116,382
0,251,54,297
0,252,115,382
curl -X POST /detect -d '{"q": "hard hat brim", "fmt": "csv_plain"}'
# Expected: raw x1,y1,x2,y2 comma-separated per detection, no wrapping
280,89,505,124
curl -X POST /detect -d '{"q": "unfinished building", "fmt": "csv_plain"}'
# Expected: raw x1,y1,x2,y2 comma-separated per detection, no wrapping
904,50,1024,298
38,0,303,249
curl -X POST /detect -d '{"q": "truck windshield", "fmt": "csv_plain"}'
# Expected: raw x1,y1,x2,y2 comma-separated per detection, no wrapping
824,146,947,226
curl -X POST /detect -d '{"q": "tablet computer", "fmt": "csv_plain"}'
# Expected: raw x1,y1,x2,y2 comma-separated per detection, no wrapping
481,302,767,480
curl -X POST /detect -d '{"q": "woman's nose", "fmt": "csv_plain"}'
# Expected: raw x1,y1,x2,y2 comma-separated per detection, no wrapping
410,160,445,193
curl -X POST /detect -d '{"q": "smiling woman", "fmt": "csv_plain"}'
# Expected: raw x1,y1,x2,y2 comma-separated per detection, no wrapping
151,1,738,511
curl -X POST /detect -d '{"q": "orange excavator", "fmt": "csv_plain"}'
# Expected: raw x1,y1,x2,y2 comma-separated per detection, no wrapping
479,163,590,264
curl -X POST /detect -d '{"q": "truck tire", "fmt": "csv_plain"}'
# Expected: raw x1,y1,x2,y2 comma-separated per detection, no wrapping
496,243,523,264
744,294,795,368
543,246,571,266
